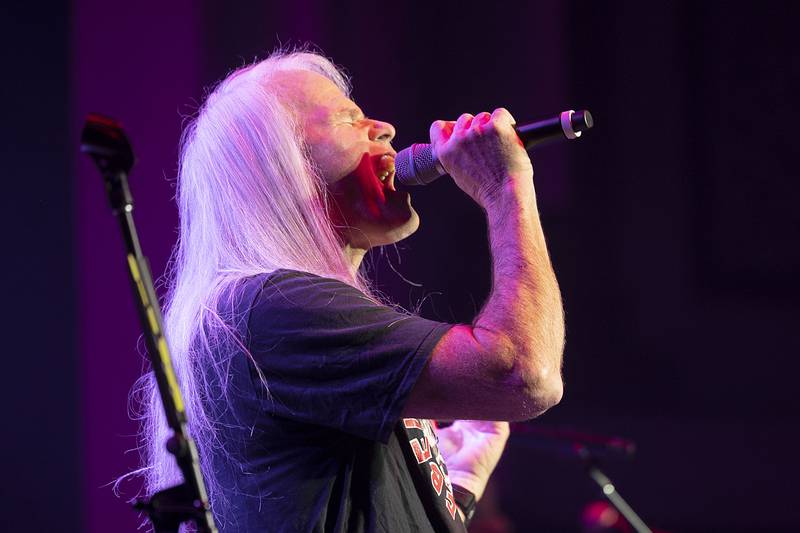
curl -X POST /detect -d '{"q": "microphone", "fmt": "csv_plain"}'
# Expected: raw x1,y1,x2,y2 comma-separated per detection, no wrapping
394,109,594,186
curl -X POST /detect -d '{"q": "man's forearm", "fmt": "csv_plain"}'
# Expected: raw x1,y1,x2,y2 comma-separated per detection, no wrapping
473,179,565,411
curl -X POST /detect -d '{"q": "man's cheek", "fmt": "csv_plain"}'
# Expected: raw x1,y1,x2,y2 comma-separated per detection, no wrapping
335,153,385,220
313,142,355,185
325,154,381,220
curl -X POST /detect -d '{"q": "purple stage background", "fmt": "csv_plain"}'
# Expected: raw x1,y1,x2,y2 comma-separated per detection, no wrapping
3,1,799,531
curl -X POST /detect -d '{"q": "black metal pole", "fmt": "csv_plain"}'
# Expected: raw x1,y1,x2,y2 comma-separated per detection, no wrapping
81,113,217,533
577,446,652,533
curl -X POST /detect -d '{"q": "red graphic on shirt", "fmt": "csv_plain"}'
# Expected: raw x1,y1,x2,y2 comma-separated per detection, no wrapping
404,418,424,430
430,462,444,495
402,418,461,524
444,489,457,519
410,437,432,463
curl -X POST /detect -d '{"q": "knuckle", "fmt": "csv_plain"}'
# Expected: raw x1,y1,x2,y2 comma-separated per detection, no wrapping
493,107,516,124
474,112,491,127
430,120,448,134
457,113,474,126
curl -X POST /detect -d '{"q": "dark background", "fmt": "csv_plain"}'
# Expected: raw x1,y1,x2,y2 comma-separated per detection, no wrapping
3,1,798,531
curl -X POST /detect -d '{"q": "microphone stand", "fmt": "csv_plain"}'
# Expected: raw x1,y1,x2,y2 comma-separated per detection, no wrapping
576,445,652,533
81,114,217,533
511,424,652,533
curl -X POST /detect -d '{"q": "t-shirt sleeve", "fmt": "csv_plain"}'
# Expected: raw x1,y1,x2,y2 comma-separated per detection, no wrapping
243,270,452,443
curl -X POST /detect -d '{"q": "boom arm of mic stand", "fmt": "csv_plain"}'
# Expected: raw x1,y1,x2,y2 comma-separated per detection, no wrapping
80,114,217,533
577,446,652,533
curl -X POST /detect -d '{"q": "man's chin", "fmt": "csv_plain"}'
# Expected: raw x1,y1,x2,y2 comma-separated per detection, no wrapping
350,209,420,249
384,210,420,245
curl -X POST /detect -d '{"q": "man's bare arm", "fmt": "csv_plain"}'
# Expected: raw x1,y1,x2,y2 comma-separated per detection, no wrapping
403,108,565,421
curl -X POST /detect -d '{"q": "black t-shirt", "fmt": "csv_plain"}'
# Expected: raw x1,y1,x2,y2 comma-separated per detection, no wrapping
204,270,467,532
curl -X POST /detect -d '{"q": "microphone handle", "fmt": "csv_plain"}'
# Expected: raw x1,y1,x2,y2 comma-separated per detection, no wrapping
395,109,593,187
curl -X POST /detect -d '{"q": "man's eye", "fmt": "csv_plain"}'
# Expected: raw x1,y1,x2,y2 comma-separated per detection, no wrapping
337,116,364,126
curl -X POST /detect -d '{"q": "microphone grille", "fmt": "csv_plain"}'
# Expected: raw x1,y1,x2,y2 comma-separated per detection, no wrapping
395,144,444,186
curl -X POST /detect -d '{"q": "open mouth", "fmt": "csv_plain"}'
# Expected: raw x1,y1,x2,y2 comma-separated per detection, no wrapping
376,154,396,191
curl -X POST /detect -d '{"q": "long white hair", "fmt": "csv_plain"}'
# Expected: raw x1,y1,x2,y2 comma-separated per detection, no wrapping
134,50,374,524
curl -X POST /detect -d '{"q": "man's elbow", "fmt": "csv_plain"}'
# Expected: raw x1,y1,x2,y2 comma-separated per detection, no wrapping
515,364,563,419
535,371,564,412
478,330,564,419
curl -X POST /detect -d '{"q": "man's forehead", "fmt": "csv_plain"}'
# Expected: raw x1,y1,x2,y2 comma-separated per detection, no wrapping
273,69,356,117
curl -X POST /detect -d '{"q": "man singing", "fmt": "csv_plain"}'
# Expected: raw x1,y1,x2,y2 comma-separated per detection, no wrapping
138,50,564,532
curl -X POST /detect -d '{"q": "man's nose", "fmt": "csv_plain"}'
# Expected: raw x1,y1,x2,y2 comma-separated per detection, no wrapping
369,120,396,144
